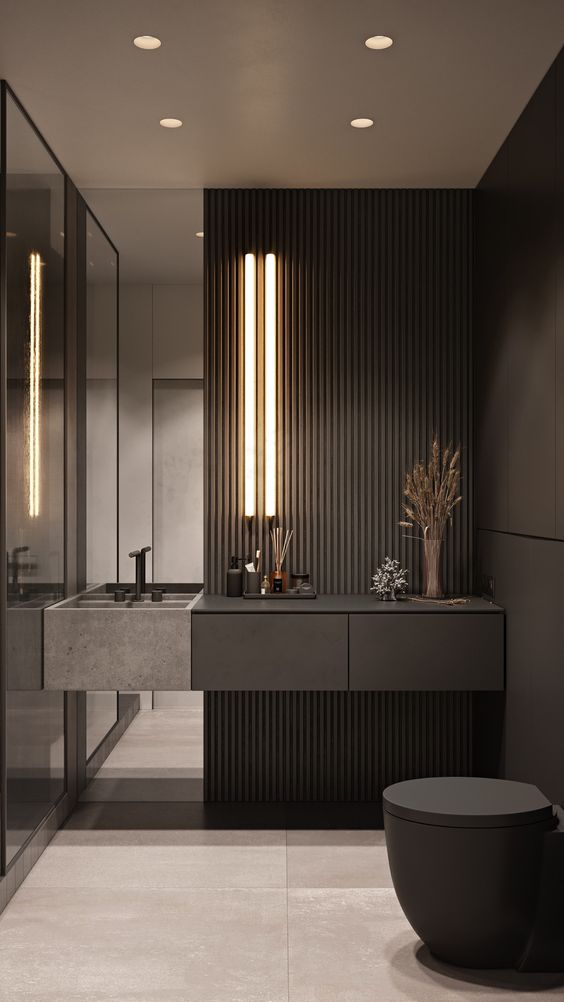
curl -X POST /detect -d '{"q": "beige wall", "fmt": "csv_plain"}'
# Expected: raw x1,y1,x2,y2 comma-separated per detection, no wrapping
118,284,203,584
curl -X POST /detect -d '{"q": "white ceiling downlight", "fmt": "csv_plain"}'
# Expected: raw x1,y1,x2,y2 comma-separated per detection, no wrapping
133,35,161,49
365,35,393,50
160,118,183,128
195,231,204,238
351,118,373,129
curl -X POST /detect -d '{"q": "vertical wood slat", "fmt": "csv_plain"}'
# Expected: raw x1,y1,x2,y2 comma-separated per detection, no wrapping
204,189,473,596
204,691,472,802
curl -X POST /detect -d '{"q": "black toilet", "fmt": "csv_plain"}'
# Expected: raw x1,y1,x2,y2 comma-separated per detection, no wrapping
383,777,564,971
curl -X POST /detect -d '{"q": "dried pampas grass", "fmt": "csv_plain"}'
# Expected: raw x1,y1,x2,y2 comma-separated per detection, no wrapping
400,439,462,542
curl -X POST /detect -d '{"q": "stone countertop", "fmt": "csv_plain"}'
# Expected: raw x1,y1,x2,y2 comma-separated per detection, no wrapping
191,594,503,614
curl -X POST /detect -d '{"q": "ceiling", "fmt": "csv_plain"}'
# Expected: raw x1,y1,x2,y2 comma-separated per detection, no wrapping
2,1,564,283
1,0,563,191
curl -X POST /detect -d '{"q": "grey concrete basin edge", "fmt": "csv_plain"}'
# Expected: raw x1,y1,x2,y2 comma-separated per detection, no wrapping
43,588,203,691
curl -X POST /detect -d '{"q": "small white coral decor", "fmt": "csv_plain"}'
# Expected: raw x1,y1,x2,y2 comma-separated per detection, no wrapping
370,557,408,601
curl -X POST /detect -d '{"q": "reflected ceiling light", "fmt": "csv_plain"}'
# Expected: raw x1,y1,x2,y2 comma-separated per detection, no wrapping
134,35,161,49
244,253,256,518
264,254,277,518
365,35,393,49
160,117,182,128
28,252,42,518
6,231,17,238
195,231,204,238
351,118,373,128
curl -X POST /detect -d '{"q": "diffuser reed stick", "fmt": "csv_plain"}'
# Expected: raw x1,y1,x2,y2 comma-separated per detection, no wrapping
270,527,293,572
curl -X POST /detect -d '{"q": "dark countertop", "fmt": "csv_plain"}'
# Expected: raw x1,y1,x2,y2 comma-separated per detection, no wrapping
192,594,503,614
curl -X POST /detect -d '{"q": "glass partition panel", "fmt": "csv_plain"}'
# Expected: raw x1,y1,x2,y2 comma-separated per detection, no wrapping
85,211,118,586
85,209,118,758
86,692,118,759
5,93,66,864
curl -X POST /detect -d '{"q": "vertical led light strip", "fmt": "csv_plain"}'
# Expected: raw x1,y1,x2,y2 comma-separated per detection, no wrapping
244,253,256,517
29,251,42,518
264,253,277,517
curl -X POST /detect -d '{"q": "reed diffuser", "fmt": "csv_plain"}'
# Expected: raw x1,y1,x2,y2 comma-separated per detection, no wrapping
270,526,293,593
399,439,462,599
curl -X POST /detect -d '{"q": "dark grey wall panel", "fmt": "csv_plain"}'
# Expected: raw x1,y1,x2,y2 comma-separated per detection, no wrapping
192,613,348,690
556,56,564,539
478,530,564,805
204,690,472,802
205,189,473,596
349,614,504,691
475,146,510,532
476,61,559,539
476,48,564,805
504,66,557,538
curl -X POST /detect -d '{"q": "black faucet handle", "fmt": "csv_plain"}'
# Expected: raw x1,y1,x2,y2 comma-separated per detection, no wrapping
141,545,152,554
129,549,141,558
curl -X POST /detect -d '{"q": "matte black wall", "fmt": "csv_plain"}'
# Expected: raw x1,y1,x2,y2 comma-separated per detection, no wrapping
205,189,473,595
476,49,564,802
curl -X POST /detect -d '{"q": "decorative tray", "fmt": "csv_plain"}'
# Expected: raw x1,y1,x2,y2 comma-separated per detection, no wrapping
243,591,317,600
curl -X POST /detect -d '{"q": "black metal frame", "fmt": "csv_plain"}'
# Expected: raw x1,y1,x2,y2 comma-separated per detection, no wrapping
0,80,8,876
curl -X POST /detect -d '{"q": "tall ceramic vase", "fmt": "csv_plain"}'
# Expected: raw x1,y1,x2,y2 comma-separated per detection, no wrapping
423,537,443,599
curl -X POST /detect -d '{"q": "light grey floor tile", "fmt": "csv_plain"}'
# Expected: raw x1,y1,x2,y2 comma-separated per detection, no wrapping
81,709,203,797
0,887,288,1001
51,828,286,847
23,832,287,888
287,888,564,1002
287,829,392,888
1,996,206,1002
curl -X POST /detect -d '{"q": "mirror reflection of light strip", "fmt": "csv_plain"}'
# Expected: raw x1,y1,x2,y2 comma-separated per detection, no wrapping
264,253,277,517
29,251,42,518
244,253,256,517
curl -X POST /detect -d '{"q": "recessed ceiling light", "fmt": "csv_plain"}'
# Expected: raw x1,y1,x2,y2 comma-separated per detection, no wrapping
6,231,16,238
195,231,204,238
365,35,393,50
160,117,182,128
134,35,161,49
351,118,374,129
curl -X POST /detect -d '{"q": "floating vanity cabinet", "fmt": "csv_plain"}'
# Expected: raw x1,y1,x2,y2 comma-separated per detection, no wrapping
190,595,504,692
191,611,348,690
349,612,504,691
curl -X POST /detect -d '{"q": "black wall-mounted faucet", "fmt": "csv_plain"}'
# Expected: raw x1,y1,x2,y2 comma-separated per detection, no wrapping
129,546,151,601
7,545,30,597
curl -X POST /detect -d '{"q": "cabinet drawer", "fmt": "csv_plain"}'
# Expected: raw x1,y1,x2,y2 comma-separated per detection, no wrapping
191,613,348,690
349,613,504,691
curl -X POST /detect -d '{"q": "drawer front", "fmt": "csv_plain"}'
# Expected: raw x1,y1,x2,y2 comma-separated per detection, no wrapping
191,613,348,690
349,613,504,691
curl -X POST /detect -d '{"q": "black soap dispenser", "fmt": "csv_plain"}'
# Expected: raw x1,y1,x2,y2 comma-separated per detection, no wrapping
226,556,243,597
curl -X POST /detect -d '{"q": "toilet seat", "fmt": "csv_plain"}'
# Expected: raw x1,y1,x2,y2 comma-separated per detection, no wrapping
383,776,554,828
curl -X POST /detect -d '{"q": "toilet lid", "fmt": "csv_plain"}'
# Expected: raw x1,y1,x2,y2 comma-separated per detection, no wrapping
383,777,554,828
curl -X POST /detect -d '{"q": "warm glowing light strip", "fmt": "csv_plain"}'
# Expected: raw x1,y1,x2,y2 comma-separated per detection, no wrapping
264,253,277,517
29,252,42,518
244,253,256,517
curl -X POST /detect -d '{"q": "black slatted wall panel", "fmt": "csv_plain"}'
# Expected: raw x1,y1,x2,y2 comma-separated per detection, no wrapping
204,691,472,802
204,188,473,596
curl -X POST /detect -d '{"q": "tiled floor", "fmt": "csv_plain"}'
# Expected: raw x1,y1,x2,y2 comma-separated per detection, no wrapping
0,709,562,1001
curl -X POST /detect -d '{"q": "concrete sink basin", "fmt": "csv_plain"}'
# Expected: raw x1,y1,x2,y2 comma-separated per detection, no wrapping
44,587,202,691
